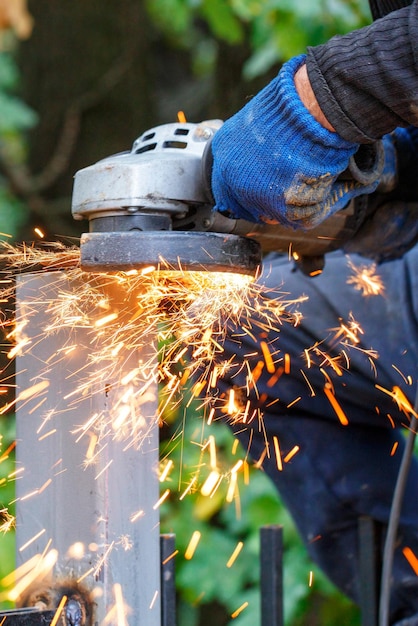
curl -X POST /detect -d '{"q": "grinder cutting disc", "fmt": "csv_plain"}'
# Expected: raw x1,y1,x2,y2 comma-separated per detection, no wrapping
80,230,262,276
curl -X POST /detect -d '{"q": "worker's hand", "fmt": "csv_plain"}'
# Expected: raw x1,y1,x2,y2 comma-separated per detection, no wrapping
211,55,380,229
344,126,418,263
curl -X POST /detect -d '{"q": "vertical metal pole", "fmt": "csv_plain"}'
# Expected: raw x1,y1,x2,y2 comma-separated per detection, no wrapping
15,272,161,625
260,525,284,626
359,516,381,626
160,534,176,626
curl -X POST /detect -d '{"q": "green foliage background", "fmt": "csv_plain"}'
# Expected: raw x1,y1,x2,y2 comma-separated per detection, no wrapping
0,0,372,623
146,0,371,78
0,51,36,240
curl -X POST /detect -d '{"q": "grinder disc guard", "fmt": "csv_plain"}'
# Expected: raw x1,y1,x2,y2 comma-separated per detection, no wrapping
80,230,261,275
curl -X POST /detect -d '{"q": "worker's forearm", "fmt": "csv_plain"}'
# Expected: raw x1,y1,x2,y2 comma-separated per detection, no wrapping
306,1,418,143
294,63,335,133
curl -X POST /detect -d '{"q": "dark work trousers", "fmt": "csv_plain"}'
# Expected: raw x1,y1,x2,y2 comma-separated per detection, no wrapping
216,248,418,624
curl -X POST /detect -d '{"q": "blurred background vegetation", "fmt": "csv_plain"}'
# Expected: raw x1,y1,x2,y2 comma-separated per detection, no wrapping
0,0,372,624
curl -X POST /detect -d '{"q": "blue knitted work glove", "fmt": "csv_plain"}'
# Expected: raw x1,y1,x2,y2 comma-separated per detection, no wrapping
211,55,380,229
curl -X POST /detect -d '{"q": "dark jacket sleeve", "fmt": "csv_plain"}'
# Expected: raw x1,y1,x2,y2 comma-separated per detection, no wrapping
306,0,418,143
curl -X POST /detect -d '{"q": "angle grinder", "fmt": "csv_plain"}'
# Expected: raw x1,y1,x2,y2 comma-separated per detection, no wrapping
71,120,390,276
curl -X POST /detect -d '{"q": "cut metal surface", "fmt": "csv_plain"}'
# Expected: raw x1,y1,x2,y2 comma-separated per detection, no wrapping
80,230,262,275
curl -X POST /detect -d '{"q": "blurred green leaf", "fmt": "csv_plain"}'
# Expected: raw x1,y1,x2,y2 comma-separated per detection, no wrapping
200,0,244,44
0,92,36,131
0,54,20,91
145,0,193,45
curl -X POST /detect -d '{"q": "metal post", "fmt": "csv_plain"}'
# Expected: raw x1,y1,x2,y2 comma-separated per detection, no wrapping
160,535,176,626
358,516,381,626
14,272,161,625
260,525,284,626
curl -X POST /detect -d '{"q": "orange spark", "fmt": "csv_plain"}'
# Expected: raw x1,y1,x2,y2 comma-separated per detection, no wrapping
226,541,244,568
114,583,129,626
300,369,315,397
273,436,283,471
38,429,56,441
50,595,68,626
0,509,15,533
18,529,46,552
227,389,237,415
323,384,349,426
207,435,217,469
260,341,275,374
286,396,301,409
159,459,174,482
347,260,385,296
153,489,170,509
284,445,300,463
94,312,118,328
7,549,58,602
231,601,249,619
179,477,197,500
207,407,215,425
391,364,412,385
390,442,399,456
267,366,284,388
376,385,418,418
231,439,240,455
201,470,221,497
226,471,238,503
67,542,85,559
243,460,250,485
185,530,201,560
162,550,179,565
0,440,16,464
86,433,98,460
95,460,113,480
130,510,144,523
403,546,418,575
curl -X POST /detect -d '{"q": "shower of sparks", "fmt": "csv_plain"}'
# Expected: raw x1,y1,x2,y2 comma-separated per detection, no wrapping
0,241,399,608
0,242,303,460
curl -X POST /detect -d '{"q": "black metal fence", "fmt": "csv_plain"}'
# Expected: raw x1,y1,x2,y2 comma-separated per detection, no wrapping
0,518,382,626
